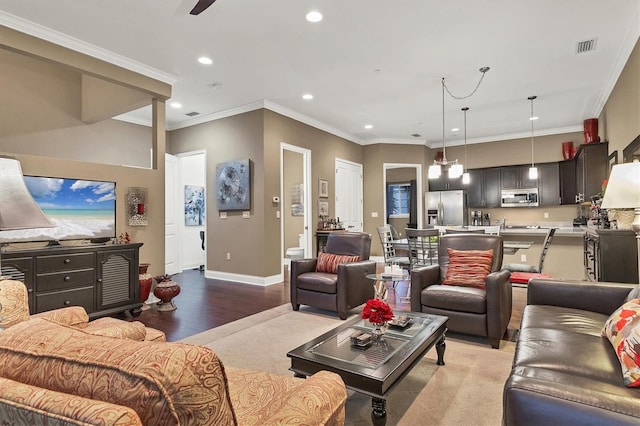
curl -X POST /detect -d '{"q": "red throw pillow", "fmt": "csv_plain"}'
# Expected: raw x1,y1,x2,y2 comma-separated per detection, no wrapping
316,252,361,274
442,248,493,289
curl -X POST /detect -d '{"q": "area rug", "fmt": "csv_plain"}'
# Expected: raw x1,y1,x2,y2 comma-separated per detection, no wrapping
179,304,515,425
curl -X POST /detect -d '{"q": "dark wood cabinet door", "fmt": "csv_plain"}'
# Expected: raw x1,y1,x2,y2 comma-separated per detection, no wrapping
467,169,484,207
538,163,560,206
428,176,464,191
559,159,577,204
483,168,502,207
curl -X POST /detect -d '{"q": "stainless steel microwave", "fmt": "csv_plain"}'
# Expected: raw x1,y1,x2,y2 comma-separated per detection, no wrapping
501,188,539,207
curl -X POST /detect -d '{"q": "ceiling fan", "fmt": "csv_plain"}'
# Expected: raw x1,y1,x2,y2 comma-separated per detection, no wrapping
190,0,217,15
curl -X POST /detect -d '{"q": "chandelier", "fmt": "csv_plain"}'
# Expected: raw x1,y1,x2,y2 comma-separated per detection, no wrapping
428,67,490,180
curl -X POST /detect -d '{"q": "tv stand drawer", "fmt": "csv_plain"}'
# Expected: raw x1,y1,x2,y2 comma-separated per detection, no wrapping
36,269,95,292
36,286,94,313
36,253,95,273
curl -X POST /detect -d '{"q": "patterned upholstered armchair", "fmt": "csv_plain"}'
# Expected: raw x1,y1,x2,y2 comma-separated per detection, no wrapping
409,234,512,348
0,279,164,341
290,232,376,319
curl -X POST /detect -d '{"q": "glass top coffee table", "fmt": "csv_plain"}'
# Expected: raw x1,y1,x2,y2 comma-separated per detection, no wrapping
287,311,448,421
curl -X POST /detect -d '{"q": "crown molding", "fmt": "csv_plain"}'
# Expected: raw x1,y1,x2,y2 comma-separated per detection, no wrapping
591,2,640,118
166,101,266,131
112,114,152,127
0,12,178,85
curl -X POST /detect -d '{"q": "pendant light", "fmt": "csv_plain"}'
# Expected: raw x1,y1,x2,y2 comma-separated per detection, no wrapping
428,67,490,180
528,95,538,180
461,107,470,184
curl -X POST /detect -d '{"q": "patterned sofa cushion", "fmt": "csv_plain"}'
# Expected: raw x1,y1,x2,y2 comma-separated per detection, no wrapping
0,279,31,329
0,318,237,425
225,367,346,426
0,376,142,425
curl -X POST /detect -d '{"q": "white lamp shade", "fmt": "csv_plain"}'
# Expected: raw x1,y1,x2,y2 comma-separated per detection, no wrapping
428,163,442,179
0,156,54,230
601,161,640,209
528,167,538,180
462,172,470,184
449,163,464,179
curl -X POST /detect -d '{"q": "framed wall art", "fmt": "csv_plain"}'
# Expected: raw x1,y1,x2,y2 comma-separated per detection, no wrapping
319,178,329,198
318,200,329,216
216,159,250,210
184,185,205,225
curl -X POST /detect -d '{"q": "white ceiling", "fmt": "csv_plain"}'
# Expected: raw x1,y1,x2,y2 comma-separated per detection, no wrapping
1,0,638,148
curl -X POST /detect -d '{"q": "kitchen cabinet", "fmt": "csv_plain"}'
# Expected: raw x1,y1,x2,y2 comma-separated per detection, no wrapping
558,159,577,205
538,162,560,206
0,243,143,318
575,142,608,203
428,175,464,191
501,165,537,189
467,168,501,208
583,228,638,283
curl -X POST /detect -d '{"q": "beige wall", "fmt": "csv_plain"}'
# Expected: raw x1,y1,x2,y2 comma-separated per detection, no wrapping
0,28,168,277
167,110,267,276
601,38,640,157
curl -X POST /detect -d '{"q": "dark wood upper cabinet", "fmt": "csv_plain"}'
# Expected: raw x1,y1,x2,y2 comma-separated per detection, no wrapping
428,175,464,191
501,165,537,189
575,142,609,203
538,162,560,206
467,168,501,208
559,159,577,204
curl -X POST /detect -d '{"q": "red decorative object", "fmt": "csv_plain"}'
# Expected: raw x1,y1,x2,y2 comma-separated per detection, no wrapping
571,146,577,159
361,299,394,325
138,263,152,303
153,274,181,311
562,141,574,160
584,118,600,144
435,151,444,162
137,203,145,214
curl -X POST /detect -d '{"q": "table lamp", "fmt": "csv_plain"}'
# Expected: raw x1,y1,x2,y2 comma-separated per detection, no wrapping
0,155,55,279
600,160,640,283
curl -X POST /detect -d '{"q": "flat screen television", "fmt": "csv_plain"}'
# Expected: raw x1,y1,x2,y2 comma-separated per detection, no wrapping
0,176,116,244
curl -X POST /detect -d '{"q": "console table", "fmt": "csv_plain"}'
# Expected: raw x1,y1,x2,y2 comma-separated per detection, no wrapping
1,242,143,318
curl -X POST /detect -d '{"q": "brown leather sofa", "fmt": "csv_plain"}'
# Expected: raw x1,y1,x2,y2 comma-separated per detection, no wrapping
503,279,640,425
291,232,376,319
410,234,512,348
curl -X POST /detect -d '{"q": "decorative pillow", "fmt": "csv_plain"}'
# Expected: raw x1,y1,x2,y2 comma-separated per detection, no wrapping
625,285,640,303
602,298,640,387
442,248,493,289
316,252,361,274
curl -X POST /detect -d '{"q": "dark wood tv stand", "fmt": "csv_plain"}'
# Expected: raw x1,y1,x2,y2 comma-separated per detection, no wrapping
1,242,143,318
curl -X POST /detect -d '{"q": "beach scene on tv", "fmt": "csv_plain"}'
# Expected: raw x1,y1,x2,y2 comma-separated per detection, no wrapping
0,177,116,244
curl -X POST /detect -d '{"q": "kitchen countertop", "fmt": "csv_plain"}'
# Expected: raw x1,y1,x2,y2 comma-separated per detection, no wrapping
500,226,584,237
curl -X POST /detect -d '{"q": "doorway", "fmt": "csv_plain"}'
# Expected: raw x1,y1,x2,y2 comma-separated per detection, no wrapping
280,144,312,268
383,163,423,234
335,158,363,232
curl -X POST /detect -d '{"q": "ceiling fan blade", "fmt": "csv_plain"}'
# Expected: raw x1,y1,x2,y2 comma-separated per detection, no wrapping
190,0,216,15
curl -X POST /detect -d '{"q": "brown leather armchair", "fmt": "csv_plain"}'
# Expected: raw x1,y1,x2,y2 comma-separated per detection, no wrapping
409,234,512,348
291,232,376,319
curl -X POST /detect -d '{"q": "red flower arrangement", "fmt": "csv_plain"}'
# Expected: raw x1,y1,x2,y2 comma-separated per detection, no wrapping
361,299,394,325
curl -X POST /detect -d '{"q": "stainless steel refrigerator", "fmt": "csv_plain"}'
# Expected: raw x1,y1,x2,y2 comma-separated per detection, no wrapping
425,190,468,226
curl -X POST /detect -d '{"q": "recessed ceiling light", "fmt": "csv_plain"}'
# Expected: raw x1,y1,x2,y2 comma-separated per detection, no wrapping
306,10,323,22
364,124,373,130
451,127,459,132
529,116,539,121
198,56,213,65
170,102,182,109
302,93,314,100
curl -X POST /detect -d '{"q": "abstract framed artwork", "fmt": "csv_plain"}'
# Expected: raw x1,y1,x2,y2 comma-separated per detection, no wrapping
216,159,250,210
184,185,205,225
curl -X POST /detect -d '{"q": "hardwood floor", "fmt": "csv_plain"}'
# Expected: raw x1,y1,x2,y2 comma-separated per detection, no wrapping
125,268,527,343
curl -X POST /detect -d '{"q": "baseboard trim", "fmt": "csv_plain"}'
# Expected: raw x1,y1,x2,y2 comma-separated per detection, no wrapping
204,270,284,286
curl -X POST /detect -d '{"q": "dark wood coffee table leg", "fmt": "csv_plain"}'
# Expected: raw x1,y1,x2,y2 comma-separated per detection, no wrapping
293,372,306,379
436,334,446,365
371,397,387,424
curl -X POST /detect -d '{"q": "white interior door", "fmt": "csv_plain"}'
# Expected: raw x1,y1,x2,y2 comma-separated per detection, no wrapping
335,158,363,232
165,153,180,275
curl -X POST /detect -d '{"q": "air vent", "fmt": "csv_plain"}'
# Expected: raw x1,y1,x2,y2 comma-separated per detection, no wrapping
576,38,597,54
411,133,422,138
185,111,200,117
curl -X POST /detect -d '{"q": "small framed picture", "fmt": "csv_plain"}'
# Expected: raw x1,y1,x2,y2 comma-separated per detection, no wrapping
318,200,329,216
319,179,329,198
